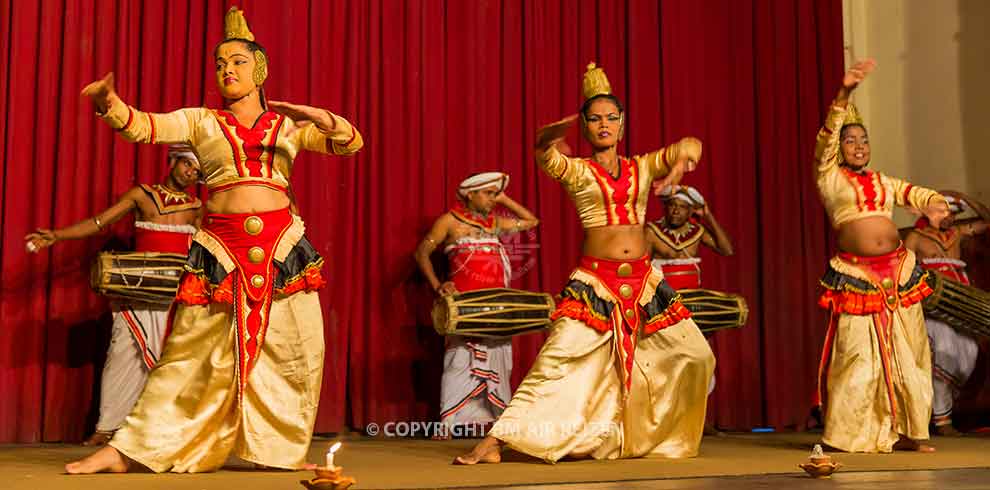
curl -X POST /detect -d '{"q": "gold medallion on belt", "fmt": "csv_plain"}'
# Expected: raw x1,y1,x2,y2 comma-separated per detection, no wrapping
244,216,264,235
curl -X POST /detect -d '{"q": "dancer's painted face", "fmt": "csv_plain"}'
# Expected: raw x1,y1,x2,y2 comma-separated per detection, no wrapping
583,99,622,150
840,125,870,169
215,41,257,101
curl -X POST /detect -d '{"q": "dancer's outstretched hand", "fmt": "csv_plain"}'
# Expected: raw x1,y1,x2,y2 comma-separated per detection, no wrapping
653,161,687,196
24,228,56,253
268,100,335,133
923,198,951,229
81,72,116,112
535,115,578,151
842,59,876,90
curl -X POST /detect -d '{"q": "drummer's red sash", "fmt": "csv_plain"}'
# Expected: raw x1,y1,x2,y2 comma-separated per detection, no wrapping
919,258,970,286
134,222,195,254
814,246,933,415
445,237,509,290
551,255,691,391
656,258,702,290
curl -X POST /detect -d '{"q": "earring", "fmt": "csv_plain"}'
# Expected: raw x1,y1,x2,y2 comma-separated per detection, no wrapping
252,51,268,86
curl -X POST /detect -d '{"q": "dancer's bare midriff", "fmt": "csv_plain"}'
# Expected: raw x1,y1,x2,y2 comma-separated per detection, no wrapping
583,224,649,260
207,186,291,215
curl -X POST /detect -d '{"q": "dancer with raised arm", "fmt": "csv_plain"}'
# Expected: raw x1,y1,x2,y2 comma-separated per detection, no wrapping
815,59,948,453
66,7,362,473
455,63,714,465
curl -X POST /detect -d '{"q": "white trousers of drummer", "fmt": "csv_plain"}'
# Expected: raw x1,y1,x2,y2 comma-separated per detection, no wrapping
440,336,512,427
95,303,170,433
926,318,978,426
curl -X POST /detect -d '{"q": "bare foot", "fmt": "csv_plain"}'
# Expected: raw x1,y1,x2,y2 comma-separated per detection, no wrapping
452,436,502,465
82,431,114,446
65,446,130,474
893,436,936,453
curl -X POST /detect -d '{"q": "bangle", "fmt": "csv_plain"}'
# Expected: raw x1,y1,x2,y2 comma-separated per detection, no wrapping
93,216,105,230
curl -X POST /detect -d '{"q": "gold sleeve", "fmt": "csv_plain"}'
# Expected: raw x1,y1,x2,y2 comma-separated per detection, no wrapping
535,144,583,187
291,112,364,156
635,137,702,179
814,103,848,176
97,95,204,144
885,174,946,212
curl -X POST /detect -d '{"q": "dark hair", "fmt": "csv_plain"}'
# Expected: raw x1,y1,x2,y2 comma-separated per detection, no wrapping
580,94,625,118
839,123,867,140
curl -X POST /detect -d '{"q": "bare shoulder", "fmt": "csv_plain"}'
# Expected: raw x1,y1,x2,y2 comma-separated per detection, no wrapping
122,185,150,204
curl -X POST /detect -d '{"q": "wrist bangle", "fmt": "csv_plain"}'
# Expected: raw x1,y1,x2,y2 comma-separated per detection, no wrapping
93,216,104,230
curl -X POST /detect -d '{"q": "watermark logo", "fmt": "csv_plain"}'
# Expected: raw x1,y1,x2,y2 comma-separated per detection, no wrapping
364,420,622,439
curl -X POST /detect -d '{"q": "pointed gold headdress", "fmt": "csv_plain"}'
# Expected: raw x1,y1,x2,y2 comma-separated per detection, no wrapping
223,7,267,86
843,102,864,126
582,62,612,100
581,62,624,140
224,7,255,41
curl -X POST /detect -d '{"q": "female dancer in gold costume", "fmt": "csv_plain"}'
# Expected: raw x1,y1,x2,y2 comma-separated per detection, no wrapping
67,8,362,473
814,59,947,453
456,64,715,464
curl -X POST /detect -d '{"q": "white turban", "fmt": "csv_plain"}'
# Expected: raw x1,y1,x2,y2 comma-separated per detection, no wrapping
659,185,705,207
168,144,200,170
458,172,509,198
945,195,967,214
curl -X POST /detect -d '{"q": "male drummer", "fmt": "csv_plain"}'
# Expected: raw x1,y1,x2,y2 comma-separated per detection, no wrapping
25,145,201,445
905,195,988,436
645,185,734,288
414,172,539,438
646,185,733,434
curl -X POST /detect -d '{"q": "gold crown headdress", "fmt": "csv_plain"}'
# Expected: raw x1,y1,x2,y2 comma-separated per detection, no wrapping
582,62,612,100
223,7,267,86
843,102,864,127
581,62,624,140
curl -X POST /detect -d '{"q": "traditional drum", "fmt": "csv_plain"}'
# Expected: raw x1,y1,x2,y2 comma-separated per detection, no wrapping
90,252,186,304
432,288,555,338
922,272,990,341
677,288,749,334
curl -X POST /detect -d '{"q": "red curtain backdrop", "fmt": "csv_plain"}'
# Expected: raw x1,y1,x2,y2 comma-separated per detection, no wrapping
0,0,846,442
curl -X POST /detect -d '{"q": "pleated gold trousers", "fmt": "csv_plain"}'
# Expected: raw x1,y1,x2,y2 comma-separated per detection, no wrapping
110,291,324,472
822,303,932,453
489,315,714,462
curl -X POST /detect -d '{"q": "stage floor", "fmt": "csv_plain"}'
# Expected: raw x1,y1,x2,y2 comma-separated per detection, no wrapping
3,433,989,490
